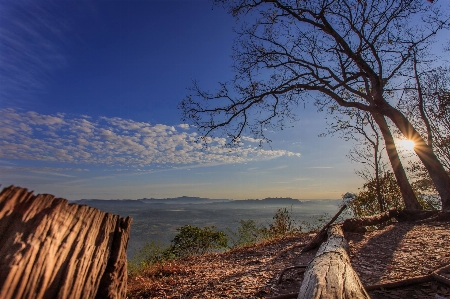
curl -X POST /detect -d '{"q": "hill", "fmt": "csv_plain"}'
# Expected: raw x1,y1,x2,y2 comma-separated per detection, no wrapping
140,196,231,204
76,196,305,205
127,221,450,298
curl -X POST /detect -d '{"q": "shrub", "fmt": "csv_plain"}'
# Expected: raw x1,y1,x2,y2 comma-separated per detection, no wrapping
265,207,300,237
348,171,438,218
227,219,266,248
129,208,303,274
167,225,228,258
128,240,168,275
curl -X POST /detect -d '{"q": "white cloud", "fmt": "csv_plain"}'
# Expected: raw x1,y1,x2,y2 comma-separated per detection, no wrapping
0,166,90,174
0,109,301,170
241,136,262,143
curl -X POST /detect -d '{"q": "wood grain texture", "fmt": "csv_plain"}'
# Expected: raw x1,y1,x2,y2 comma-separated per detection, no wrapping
298,225,370,299
0,185,132,299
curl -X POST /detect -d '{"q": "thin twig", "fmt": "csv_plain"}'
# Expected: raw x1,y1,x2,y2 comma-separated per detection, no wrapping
277,265,307,284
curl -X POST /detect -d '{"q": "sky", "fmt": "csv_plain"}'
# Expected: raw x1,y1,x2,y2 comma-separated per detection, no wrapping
0,0,434,201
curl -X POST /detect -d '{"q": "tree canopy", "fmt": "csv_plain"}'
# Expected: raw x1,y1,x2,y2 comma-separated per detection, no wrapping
180,0,450,210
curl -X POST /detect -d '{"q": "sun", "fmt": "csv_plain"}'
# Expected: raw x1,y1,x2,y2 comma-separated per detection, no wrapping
399,139,416,151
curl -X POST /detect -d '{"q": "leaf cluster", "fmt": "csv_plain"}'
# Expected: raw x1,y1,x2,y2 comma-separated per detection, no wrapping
348,170,438,218
167,225,229,258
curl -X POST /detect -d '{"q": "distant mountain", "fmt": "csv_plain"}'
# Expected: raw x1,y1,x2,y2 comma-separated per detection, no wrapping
261,197,303,204
77,199,144,205
140,196,231,204
75,196,304,205
230,197,303,205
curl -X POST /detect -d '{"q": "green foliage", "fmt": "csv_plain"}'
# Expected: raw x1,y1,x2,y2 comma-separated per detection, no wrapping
129,225,228,274
227,208,300,248
128,241,169,275
348,171,404,217
348,171,437,218
129,208,303,274
167,225,228,258
227,219,266,248
264,207,301,238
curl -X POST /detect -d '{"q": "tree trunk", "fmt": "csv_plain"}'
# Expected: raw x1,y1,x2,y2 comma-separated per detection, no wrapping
371,112,422,210
298,225,370,299
382,105,450,211
0,186,132,299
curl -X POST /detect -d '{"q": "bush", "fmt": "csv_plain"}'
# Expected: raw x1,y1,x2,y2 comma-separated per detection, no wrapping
167,225,228,258
265,207,301,238
263,208,301,239
348,171,437,218
227,219,266,248
128,241,169,275
129,208,303,274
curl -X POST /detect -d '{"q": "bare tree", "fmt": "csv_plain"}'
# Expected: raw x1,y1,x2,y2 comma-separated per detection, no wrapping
322,108,389,211
402,62,450,169
180,0,450,211
400,58,450,197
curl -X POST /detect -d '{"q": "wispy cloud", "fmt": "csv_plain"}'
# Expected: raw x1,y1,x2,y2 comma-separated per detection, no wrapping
0,1,92,106
0,109,301,170
307,166,333,169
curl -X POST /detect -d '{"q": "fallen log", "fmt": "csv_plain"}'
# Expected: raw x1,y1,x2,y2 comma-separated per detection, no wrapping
432,263,450,287
343,210,393,232
365,275,432,291
298,224,370,299
366,262,450,290
343,209,442,232
418,211,450,223
301,204,347,252
392,209,439,222
0,186,132,299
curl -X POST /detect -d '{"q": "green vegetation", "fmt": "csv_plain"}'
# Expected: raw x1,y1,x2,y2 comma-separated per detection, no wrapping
347,171,439,218
168,225,228,258
227,219,265,248
265,207,300,238
128,207,303,275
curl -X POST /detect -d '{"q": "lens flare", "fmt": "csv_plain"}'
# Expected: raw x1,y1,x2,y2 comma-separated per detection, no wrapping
399,139,416,151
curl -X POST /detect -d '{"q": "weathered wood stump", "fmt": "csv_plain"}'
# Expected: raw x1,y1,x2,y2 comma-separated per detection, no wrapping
298,224,370,299
0,186,132,299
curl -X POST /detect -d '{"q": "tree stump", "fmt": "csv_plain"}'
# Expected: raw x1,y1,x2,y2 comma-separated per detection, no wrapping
0,186,132,299
298,224,370,299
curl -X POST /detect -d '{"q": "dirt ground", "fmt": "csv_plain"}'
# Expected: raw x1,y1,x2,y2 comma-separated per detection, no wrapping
127,221,450,299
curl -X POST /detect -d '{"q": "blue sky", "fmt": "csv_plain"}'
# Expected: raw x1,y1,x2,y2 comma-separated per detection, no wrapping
0,0,404,200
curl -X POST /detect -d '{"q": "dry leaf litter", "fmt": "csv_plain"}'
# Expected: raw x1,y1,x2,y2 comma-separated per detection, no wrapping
127,221,450,299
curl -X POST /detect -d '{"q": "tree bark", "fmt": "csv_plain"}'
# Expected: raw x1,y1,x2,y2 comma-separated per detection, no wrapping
298,225,370,299
380,104,450,211
342,209,441,232
371,112,422,210
342,210,392,232
0,186,132,299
